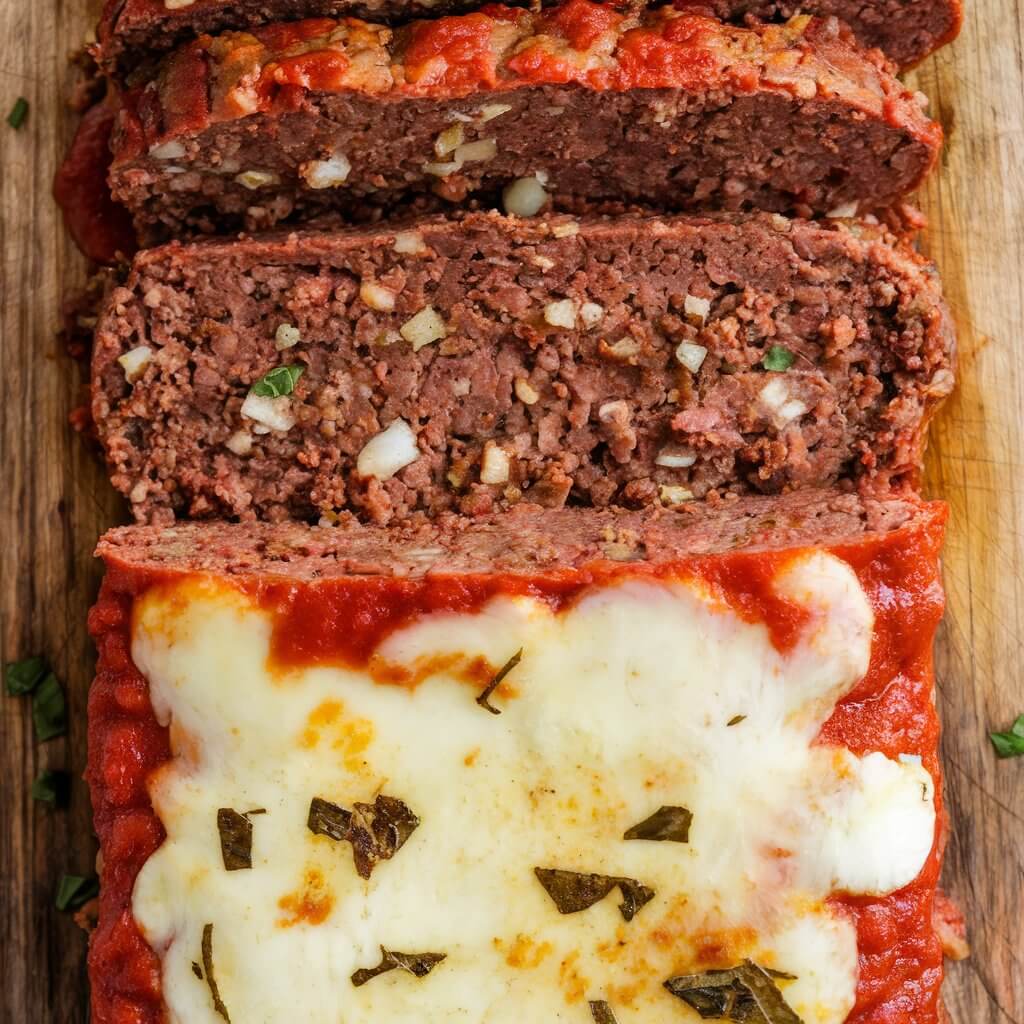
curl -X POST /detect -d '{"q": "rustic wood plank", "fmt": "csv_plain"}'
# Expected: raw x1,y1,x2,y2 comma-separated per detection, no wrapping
0,0,1021,1020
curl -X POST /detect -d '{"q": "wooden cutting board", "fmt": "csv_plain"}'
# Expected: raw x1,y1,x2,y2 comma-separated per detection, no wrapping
0,0,1020,1019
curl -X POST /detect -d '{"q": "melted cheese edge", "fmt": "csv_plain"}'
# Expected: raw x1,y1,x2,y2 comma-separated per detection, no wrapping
131,553,936,1024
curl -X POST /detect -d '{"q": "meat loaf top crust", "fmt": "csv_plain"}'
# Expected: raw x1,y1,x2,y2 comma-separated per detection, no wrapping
108,2,941,241
96,0,962,78
92,211,955,525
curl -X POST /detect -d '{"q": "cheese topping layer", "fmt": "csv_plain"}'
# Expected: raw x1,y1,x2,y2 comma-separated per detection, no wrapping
131,553,936,1024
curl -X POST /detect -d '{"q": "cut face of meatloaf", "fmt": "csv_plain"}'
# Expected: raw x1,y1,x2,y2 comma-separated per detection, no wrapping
92,211,955,526
108,1,942,243
96,0,961,78
88,492,950,1024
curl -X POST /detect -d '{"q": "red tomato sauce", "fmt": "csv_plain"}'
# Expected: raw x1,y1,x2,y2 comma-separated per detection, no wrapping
87,505,947,1022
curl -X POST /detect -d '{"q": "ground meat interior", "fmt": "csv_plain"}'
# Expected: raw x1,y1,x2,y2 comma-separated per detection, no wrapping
93,212,953,524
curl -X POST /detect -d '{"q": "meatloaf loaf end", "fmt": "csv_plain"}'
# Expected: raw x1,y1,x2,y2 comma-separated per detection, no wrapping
96,0,961,77
92,211,955,526
108,1,942,243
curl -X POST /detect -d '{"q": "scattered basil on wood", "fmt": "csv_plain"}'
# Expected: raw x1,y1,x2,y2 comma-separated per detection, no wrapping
623,805,692,843
762,346,795,372
307,794,419,879
350,946,447,987
7,97,28,130
55,874,99,912
5,655,47,695
251,364,304,398
32,672,67,741
202,923,232,1022
217,809,254,871
476,648,523,715
990,714,1024,758
589,1000,620,1023
534,868,654,922
664,960,802,1023
32,769,70,807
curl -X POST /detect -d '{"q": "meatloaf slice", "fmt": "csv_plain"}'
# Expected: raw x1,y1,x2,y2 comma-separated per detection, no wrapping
96,0,961,78
108,1,941,243
92,211,954,525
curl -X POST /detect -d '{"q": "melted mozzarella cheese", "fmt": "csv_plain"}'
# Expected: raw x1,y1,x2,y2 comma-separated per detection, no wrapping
130,554,936,1024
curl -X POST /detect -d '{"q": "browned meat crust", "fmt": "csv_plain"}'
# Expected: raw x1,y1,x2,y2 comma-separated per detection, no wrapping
92,210,955,526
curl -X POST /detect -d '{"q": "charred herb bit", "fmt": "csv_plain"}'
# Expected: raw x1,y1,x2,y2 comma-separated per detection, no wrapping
664,960,802,1023
476,648,523,715
727,714,747,727
534,868,655,922
307,796,352,841
217,808,254,871
32,672,67,741
348,795,420,880
589,1000,620,1023
32,769,70,807
762,345,795,372
623,805,692,843
4,655,47,695
350,946,447,987
989,714,1024,758
55,874,99,912
202,923,231,1022
192,961,204,980
7,97,29,130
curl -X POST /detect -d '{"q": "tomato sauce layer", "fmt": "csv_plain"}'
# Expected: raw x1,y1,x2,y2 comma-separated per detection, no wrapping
87,505,946,1023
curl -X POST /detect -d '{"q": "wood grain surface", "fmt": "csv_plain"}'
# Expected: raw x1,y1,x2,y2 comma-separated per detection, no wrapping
0,0,1020,1020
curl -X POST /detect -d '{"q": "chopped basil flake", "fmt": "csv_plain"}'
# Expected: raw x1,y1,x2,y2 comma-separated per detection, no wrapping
476,648,523,715
350,946,447,987
727,714,747,727
202,923,231,1021
623,805,692,843
217,808,254,871
192,961,204,980
762,346,795,372
7,97,28,130
55,874,98,912
308,796,352,841
308,794,419,878
664,960,802,1023
534,867,655,922
990,714,1024,758
250,364,304,398
32,672,67,741
5,655,48,695
31,769,70,806
589,1000,620,1023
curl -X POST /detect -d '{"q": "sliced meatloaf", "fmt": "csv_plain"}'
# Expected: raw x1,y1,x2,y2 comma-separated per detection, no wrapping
108,1,941,243
97,0,961,77
92,211,955,525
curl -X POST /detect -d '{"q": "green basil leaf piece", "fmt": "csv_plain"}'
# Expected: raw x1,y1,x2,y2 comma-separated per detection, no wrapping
250,364,304,398
217,809,254,870
534,868,654,922
32,769,70,806
55,874,99,912
32,673,67,741
350,946,446,987
5,655,47,695
623,805,692,843
476,648,523,715
762,346,795,372
990,714,1024,758
202,923,231,1021
7,97,29,129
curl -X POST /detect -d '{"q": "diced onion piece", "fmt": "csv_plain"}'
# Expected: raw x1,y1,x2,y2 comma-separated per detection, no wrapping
655,446,697,468
452,377,471,397
579,301,604,328
778,398,808,422
165,0,197,9
455,139,497,163
544,299,577,329
502,176,547,217
117,345,152,383
393,231,426,254
477,103,513,122
423,158,464,177
479,442,511,485
360,280,397,311
675,341,708,373
607,338,639,359
532,256,555,270
149,140,186,160
275,323,301,350
514,378,540,405
129,482,148,504
684,294,711,323
240,393,295,432
827,200,859,218
434,123,464,157
759,377,790,411
598,400,629,423
551,221,579,238
356,419,420,480
659,485,695,506
235,170,280,189
400,306,448,350
301,153,351,189
225,430,253,456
